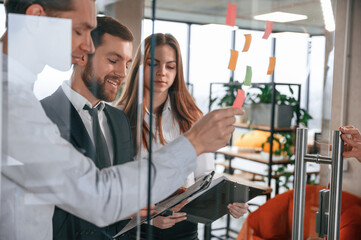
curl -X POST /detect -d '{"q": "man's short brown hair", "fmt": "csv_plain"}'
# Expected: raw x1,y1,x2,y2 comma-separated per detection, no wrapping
91,16,134,50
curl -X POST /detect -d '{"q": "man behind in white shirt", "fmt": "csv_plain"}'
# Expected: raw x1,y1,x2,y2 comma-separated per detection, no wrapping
0,0,244,239
41,16,135,240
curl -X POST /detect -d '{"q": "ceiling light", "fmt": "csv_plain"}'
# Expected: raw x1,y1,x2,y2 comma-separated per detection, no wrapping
254,12,308,23
320,0,335,32
202,24,239,31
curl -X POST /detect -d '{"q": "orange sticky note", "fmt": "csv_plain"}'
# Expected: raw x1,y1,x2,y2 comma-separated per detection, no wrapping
267,57,276,75
262,21,273,39
228,49,239,71
225,3,237,26
232,89,245,109
242,34,252,52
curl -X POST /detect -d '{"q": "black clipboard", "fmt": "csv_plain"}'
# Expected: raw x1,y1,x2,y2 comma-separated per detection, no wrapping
113,171,215,238
181,176,266,224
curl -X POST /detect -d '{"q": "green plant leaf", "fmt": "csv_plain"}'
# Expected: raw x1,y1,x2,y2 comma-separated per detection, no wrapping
284,172,291,178
289,85,294,95
274,149,281,155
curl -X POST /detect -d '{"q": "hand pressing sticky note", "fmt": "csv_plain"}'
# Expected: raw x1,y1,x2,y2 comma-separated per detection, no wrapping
262,21,273,40
244,66,252,86
267,57,276,75
228,49,239,71
242,34,252,52
232,89,245,109
225,3,237,26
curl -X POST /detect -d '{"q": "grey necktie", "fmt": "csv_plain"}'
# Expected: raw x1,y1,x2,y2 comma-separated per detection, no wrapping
83,104,111,169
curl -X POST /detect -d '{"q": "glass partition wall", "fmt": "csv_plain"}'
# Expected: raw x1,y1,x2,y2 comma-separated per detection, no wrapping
143,0,337,239
0,0,340,240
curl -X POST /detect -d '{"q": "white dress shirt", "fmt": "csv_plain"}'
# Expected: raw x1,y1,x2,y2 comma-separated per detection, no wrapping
61,80,114,165
0,56,198,240
138,96,215,188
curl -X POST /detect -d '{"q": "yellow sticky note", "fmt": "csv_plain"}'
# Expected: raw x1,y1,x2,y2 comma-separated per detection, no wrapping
242,34,252,52
267,57,276,75
228,49,239,71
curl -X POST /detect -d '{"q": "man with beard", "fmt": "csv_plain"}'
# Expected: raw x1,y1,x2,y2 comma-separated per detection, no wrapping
41,16,135,240
1,0,243,239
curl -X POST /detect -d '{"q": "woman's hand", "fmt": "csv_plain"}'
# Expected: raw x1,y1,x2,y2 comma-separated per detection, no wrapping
227,203,249,218
153,186,188,229
153,212,187,229
125,205,157,219
340,125,361,162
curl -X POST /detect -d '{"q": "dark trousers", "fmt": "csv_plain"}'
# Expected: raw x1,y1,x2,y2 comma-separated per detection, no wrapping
53,207,131,240
127,221,198,240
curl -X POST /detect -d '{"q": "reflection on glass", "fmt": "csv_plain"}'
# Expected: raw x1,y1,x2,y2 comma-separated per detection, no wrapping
148,1,337,239
34,65,73,100
0,0,343,238
3,13,74,240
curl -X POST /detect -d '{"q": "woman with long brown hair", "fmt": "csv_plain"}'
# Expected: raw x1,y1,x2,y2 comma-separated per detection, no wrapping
117,33,247,239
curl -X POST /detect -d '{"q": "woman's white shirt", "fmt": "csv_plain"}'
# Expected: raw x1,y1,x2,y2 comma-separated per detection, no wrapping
138,96,215,188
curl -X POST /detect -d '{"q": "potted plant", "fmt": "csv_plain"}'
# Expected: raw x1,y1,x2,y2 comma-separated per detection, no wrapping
210,82,312,127
247,85,312,127
211,82,310,190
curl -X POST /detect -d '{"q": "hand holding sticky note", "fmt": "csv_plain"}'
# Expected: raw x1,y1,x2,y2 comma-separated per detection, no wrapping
232,89,245,109
225,3,237,26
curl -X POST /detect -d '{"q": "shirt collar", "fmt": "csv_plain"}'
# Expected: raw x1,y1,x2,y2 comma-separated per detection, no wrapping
145,95,172,116
61,80,105,112
163,95,172,112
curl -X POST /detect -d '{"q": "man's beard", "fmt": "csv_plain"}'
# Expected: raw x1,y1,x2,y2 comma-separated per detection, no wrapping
81,63,120,102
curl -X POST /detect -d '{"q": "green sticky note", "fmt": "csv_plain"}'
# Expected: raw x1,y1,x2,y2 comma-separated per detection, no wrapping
244,66,252,86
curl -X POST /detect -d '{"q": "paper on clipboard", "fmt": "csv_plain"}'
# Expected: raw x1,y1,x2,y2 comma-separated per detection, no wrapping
114,171,215,238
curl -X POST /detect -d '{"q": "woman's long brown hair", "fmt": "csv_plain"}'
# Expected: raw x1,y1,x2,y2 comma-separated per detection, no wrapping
116,33,202,154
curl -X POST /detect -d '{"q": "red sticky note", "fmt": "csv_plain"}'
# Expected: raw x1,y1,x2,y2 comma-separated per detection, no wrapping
232,89,245,109
225,3,237,26
262,21,273,39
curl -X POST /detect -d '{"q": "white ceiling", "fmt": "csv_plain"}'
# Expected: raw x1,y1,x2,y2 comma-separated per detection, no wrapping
143,0,332,36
